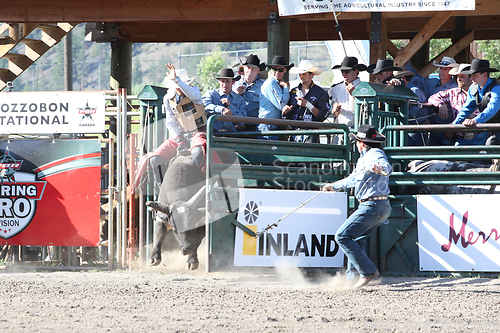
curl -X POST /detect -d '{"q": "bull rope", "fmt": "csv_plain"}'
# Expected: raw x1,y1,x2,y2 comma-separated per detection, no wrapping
253,166,389,237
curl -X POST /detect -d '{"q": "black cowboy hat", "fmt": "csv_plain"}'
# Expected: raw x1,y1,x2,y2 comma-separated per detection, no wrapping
214,68,241,81
242,54,267,71
349,124,386,143
367,59,403,74
267,55,294,70
461,59,499,74
332,56,367,72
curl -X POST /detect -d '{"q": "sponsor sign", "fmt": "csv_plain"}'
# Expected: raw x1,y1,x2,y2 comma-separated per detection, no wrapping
417,194,500,272
277,0,474,16
0,140,101,246
234,189,347,267
0,91,106,134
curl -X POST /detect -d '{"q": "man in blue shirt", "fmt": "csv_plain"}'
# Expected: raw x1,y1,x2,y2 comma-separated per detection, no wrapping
453,59,500,146
233,54,266,131
203,68,247,133
283,60,330,143
322,124,392,288
258,55,293,139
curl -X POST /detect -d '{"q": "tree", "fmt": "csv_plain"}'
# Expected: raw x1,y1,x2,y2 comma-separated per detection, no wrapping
196,47,226,94
476,40,500,70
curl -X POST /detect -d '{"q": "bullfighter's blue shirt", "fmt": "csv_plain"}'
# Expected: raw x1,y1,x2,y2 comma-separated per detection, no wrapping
259,76,290,120
332,147,392,201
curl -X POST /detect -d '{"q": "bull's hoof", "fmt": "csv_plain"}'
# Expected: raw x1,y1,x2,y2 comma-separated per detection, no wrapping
149,253,162,266
186,254,199,270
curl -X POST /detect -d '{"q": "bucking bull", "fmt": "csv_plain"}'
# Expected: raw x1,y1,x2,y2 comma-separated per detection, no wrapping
146,155,206,270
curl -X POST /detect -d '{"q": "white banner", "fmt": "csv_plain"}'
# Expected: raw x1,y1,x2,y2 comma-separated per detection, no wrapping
0,91,106,134
417,194,500,272
234,189,347,268
277,0,475,16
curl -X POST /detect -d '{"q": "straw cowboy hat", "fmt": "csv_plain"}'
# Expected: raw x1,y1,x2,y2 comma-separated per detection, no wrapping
393,70,415,79
449,63,471,75
267,55,294,69
164,68,195,99
332,56,367,72
213,68,241,81
367,59,403,74
349,124,386,143
289,60,323,75
461,59,499,74
432,56,459,68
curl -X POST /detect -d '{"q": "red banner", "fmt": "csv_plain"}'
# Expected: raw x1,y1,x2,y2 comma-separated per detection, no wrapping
0,140,101,246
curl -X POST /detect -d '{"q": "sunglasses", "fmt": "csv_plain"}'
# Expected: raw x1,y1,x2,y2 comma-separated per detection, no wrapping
272,67,286,73
341,69,352,74
439,61,451,66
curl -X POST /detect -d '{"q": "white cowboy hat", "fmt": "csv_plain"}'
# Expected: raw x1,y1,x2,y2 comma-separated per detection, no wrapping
449,63,471,75
289,60,323,75
432,56,459,68
164,68,195,99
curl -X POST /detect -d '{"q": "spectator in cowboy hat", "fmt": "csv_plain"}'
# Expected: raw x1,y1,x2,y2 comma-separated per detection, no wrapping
233,54,267,130
453,58,500,146
367,58,403,84
329,56,368,144
202,68,247,133
282,60,330,143
408,56,460,99
389,70,429,146
428,63,475,146
258,55,294,139
322,124,392,289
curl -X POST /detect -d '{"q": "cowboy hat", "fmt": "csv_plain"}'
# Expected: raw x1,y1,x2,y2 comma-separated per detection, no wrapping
242,54,267,71
432,56,459,68
393,70,415,79
267,55,294,69
449,63,471,75
289,60,323,75
367,59,403,74
461,59,499,74
164,68,195,99
349,124,386,143
332,56,367,72
213,68,241,81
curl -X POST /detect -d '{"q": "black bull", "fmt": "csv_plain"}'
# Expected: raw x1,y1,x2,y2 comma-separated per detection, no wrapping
146,155,206,270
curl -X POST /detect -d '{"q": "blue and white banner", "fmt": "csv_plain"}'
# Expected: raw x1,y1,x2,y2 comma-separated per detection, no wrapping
277,0,475,16
234,189,347,268
417,194,500,272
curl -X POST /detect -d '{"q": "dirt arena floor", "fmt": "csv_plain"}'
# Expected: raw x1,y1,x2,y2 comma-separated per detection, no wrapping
1,249,499,333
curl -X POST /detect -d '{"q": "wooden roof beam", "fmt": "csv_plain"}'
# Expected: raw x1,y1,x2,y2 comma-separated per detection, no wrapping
394,11,453,67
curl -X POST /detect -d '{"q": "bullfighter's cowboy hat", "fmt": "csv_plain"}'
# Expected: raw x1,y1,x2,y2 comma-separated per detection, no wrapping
267,55,294,70
213,68,241,81
164,68,195,99
432,56,459,68
289,60,323,75
449,63,471,75
461,59,499,74
367,59,403,74
349,124,386,143
332,56,367,72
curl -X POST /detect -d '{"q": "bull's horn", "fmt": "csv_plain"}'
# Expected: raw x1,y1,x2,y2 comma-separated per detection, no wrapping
186,185,206,208
146,201,171,216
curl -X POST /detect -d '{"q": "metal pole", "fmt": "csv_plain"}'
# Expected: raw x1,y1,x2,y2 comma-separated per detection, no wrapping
116,90,123,269
121,88,128,268
108,137,115,269
177,51,181,69
64,31,73,91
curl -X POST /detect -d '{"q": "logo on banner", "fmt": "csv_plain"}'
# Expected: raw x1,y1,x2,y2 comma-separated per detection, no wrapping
244,201,259,224
78,101,97,127
0,149,46,239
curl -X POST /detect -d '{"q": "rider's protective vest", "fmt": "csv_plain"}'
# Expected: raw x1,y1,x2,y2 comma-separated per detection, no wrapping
471,79,500,123
170,96,207,132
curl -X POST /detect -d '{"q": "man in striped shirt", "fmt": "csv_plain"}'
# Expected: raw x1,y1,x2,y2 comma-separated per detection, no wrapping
428,64,474,145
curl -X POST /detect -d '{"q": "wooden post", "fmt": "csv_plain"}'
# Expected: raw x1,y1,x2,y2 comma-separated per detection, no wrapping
453,16,472,63
267,16,290,81
369,12,387,82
